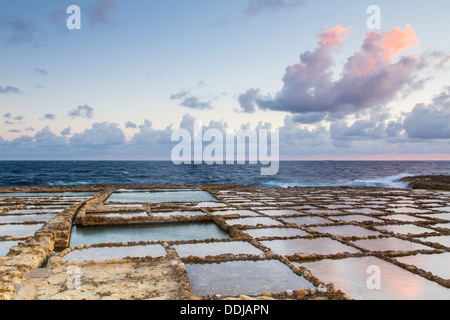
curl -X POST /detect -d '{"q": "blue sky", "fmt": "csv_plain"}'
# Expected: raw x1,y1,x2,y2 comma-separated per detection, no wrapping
1,0,449,160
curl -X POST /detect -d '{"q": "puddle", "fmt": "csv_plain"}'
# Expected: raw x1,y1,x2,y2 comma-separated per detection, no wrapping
259,210,300,216
243,228,310,239
328,215,384,223
351,238,433,252
69,223,230,247
184,260,315,297
311,225,381,237
107,190,217,203
0,214,56,224
0,224,44,238
419,235,450,248
173,241,263,257
0,241,18,256
225,217,283,227
281,216,332,226
62,244,166,262
298,256,449,300
381,214,430,223
395,253,450,280
375,224,435,236
260,238,360,256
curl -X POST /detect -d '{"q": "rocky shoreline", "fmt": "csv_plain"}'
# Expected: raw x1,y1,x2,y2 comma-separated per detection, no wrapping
0,176,449,300
399,175,450,191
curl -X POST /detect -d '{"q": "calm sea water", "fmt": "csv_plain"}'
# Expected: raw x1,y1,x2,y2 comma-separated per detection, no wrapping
0,161,448,188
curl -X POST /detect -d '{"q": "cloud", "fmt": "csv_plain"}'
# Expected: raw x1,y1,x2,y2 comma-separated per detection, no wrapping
61,127,72,136
247,25,425,119
35,68,48,75
170,91,213,110
69,105,94,119
0,86,23,94
125,121,137,129
237,88,260,113
69,122,125,148
403,88,450,139
0,17,35,44
42,114,56,120
86,0,118,26
244,0,306,16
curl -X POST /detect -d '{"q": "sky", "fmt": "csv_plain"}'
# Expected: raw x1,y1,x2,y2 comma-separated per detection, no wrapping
0,0,449,160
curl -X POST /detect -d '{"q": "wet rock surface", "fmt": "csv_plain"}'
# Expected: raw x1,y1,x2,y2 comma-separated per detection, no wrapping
0,179,449,300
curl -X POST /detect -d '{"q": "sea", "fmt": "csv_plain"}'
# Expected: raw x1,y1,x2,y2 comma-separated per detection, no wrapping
0,161,448,189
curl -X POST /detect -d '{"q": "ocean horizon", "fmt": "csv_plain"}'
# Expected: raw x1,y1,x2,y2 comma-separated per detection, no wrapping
0,160,448,188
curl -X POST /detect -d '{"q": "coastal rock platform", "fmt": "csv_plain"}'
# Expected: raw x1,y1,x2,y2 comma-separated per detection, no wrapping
0,180,449,300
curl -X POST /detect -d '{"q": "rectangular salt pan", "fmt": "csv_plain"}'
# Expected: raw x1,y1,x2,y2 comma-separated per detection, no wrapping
0,214,56,224
212,210,259,217
282,216,332,226
0,192,93,197
0,241,18,256
184,260,315,297
0,224,44,238
352,238,433,252
298,256,450,300
173,241,263,257
62,244,167,262
69,223,230,246
396,253,450,280
152,211,205,217
225,217,283,227
311,225,381,237
87,212,149,219
375,224,434,235
107,190,217,203
260,238,360,256
328,215,384,223
243,228,310,238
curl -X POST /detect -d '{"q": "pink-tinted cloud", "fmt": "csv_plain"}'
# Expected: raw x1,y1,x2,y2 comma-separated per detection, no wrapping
382,24,420,60
242,25,428,118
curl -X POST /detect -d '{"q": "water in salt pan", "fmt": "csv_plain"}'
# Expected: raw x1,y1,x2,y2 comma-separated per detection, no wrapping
0,224,44,238
282,216,332,226
396,253,450,280
173,241,263,257
388,207,433,214
225,217,283,227
311,225,381,237
152,211,205,217
259,210,300,216
0,214,56,224
184,260,315,297
243,228,310,238
0,192,93,198
62,244,167,262
420,213,450,221
87,212,149,219
351,237,433,252
5,209,63,215
0,241,18,256
260,238,360,256
192,202,228,208
107,190,217,203
345,208,382,215
419,235,450,248
212,210,259,217
69,223,229,246
375,224,435,235
298,256,450,300
328,215,384,223
382,214,430,223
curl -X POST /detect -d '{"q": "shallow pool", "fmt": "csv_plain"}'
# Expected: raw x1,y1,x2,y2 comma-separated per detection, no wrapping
69,222,230,246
